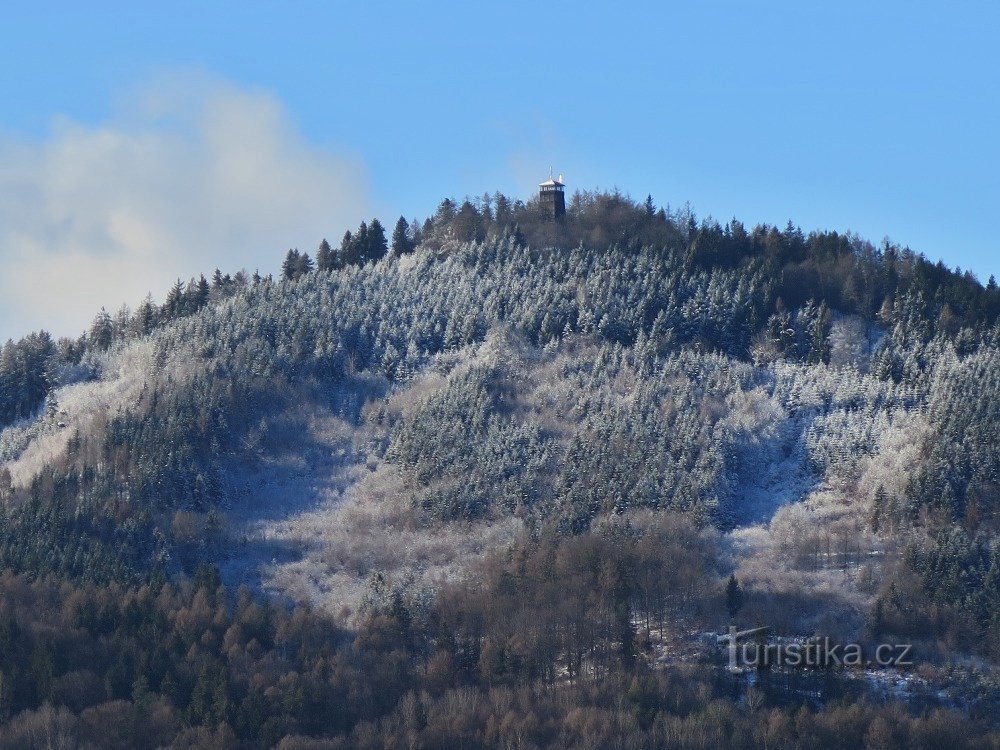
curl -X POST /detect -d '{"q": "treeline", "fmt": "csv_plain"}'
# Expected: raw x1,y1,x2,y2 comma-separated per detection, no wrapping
0,370,309,582
0,525,995,748
281,217,400,281
435,513,718,684
0,233,773,571
2,213,996,591
420,189,1000,329
874,526,1000,661
0,269,253,428
867,334,1000,659
0,333,61,426
0,186,999,708
3,188,997,432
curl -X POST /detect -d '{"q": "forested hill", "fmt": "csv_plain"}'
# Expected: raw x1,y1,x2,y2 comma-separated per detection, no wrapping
0,190,997,746
2,191,998,431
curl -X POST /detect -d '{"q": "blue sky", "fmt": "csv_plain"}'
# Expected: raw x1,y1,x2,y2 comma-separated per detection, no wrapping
1,1,997,339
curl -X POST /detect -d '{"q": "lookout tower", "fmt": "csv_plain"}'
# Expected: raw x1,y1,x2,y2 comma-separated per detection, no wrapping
539,172,566,219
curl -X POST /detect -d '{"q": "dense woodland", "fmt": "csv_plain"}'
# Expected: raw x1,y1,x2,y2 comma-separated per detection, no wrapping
0,190,998,747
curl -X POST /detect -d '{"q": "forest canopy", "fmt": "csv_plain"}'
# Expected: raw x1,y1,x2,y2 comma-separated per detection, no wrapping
0,189,997,747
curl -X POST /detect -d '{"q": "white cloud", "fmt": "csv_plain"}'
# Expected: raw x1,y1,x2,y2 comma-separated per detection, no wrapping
0,73,371,341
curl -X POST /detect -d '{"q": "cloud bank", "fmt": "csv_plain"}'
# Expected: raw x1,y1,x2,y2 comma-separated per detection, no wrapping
0,74,371,341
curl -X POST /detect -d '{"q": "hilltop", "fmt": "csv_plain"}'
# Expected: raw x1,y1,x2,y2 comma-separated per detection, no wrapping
0,190,997,746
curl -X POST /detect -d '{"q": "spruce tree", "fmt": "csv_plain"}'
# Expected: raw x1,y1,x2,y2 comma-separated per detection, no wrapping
366,219,388,263
391,217,413,256
344,224,366,266
296,252,314,277
195,275,210,309
316,239,334,272
806,301,831,364
136,294,157,335
281,249,302,280
89,308,114,351
164,279,185,318
340,231,356,266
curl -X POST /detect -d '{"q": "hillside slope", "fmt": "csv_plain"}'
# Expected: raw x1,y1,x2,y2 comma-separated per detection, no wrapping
0,194,997,743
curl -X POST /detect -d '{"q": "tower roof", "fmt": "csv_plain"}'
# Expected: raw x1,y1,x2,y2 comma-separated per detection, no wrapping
539,176,564,188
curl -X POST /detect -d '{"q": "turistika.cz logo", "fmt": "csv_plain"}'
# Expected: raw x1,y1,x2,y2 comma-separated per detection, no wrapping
721,627,914,670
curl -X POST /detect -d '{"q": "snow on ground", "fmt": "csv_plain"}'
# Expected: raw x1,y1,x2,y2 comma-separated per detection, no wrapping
732,441,818,527
258,476,522,619
215,391,522,620
0,338,174,488
720,374,891,638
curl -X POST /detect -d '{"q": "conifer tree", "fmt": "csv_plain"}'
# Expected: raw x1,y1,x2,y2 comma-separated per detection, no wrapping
340,230,356,266
316,239,334,272
135,294,158,335
366,219,388,263
89,308,114,351
164,279,185,318
296,252,314,277
343,224,366,266
281,249,302,280
195,275,210,309
391,217,413,256
806,301,832,364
